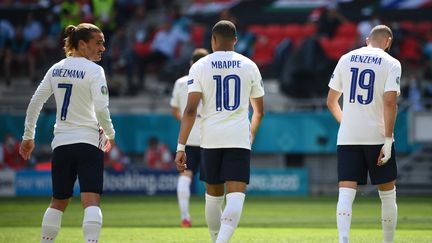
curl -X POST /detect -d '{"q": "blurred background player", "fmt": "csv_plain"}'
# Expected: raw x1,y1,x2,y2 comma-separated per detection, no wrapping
327,25,401,243
174,20,265,243
170,47,209,228
19,23,115,243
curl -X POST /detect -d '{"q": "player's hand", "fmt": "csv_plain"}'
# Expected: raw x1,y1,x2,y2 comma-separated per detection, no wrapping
99,127,113,152
250,133,255,145
174,151,187,173
377,137,393,166
104,139,114,152
19,139,35,160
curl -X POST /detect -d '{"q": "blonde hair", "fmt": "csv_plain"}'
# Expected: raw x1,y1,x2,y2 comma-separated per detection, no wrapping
64,23,102,57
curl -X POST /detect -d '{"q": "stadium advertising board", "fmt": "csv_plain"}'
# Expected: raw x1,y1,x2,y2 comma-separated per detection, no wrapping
195,168,309,196
15,170,79,196
103,170,178,195
248,168,308,195
0,171,15,196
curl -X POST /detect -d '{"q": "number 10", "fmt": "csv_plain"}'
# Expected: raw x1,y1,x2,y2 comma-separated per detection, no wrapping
213,74,241,111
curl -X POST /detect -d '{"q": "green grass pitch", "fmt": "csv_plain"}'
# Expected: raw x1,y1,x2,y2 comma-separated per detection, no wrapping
0,195,431,242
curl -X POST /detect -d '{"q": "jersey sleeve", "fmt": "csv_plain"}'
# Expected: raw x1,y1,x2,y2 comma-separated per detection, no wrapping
91,66,115,139
384,60,401,95
328,58,344,92
250,62,265,98
170,81,181,108
90,66,110,111
187,63,202,93
23,69,54,140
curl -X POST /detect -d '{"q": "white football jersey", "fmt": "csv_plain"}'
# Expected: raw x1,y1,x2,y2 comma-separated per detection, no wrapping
187,51,265,149
170,75,201,146
328,47,401,145
23,57,114,150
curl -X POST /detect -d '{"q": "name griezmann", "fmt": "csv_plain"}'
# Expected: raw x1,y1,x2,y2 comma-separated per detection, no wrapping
52,68,86,79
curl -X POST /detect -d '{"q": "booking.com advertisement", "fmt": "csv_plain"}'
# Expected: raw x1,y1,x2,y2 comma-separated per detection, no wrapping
0,169,308,196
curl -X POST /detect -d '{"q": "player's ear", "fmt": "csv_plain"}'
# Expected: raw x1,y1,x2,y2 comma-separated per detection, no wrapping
365,37,370,46
385,37,392,52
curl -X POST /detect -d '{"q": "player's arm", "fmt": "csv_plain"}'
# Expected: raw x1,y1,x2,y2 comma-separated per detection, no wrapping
171,107,182,121
327,88,343,123
378,62,401,166
377,91,398,166
250,97,264,144
175,92,201,172
20,75,53,160
91,67,115,151
170,82,182,121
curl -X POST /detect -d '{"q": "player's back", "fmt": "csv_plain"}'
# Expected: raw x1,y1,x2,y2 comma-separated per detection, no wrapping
331,47,401,144
188,51,264,149
48,57,105,148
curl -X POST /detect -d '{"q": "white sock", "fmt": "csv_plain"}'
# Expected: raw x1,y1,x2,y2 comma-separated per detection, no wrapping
337,188,356,243
83,206,102,243
41,208,63,243
205,193,224,243
216,192,245,243
177,175,192,221
379,187,397,243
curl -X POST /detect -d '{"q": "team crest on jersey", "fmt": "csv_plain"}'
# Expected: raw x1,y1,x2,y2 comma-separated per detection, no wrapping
187,79,194,85
331,73,334,79
260,79,264,87
396,77,400,85
101,85,108,95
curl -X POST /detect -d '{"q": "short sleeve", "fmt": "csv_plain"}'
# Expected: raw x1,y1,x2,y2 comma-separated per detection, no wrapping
170,81,181,108
250,62,265,98
384,60,401,95
328,58,344,92
187,62,202,93
90,66,109,111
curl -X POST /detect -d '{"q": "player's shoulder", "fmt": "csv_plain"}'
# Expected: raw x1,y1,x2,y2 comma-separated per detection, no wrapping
174,75,190,85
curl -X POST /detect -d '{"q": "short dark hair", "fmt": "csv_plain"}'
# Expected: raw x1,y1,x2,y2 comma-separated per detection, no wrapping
191,48,209,63
212,20,237,40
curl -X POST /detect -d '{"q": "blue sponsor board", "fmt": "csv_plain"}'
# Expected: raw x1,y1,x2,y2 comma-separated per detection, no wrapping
15,170,79,196
103,170,179,195
248,168,308,195
196,168,308,196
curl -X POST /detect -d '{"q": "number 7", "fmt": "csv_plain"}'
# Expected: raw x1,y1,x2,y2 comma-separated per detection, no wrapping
58,83,73,120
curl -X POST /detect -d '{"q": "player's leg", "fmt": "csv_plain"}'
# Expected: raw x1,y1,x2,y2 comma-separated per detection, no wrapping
41,145,77,243
206,183,225,242
201,148,225,242
216,181,246,243
178,170,193,226
337,145,367,243
367,144,398,243
77,143,104,243
216,148,250,243
378,181,397,243
177,146,200,227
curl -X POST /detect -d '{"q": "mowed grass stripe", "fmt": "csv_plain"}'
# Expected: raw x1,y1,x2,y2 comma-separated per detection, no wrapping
0,227,431,243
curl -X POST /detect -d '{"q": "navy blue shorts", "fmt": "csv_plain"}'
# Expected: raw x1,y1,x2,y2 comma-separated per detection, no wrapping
51,143,104,199
337,144,397,185
200,148,250,184
185,145,202,174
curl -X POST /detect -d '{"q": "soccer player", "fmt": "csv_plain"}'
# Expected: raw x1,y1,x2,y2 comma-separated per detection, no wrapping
174,20,265,243
327,25,401,243
170,48,209,228
19,23,115,243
